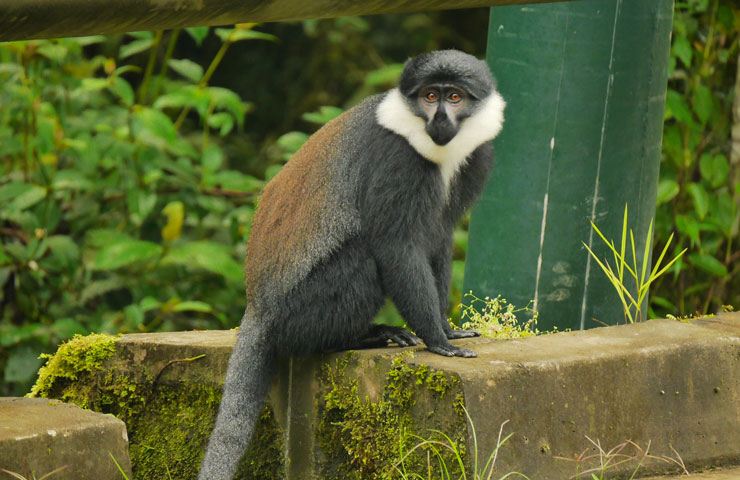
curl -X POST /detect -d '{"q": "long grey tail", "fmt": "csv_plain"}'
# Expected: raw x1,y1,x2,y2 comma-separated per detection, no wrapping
199,310,276,480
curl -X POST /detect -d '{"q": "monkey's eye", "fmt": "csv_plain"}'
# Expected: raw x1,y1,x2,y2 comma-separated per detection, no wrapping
448,92,462,103
424,91,438,103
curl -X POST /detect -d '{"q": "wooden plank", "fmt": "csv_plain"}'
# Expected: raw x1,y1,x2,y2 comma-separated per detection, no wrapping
0,0,571,42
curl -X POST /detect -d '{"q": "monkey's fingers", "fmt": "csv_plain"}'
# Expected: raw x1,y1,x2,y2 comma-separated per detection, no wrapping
427,345,477,358
372,325,420,347
446,329,481,339
388,329,421,347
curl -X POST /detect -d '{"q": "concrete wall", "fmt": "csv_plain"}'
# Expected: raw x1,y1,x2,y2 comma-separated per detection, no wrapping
27,312,740,479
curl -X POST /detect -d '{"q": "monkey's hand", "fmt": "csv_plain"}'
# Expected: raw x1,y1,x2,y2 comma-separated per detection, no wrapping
357,325,421,349
427,344,477,358
446,329,481,339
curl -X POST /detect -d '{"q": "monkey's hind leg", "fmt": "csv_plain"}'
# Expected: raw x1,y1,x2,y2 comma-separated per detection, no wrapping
199,309,276,480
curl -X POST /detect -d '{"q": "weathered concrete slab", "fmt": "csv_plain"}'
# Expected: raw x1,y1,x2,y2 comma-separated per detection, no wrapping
28,312,740,479
0,397,131,479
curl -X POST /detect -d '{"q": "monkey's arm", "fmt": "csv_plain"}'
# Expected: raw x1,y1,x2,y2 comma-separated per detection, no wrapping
376,244,475,357
429,238,480,340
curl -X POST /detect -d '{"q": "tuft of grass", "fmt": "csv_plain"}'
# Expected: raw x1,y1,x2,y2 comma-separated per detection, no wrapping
584,204,687,324
388,405,530,480
456,292,540,339
0,466,69,480
555,437,688,479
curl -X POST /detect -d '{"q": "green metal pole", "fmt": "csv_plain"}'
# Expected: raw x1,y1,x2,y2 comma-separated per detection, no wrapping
464,0,674,331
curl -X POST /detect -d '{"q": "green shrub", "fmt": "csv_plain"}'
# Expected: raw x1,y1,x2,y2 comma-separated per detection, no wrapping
0,27,274,394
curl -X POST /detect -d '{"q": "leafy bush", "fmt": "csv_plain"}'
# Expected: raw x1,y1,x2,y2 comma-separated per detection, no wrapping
0,26,277,394
652,0,740,316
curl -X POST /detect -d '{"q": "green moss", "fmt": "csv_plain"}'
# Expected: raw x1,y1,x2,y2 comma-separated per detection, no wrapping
317,352,467,480
129,383,284,480
30,333,284,480
28,333,118,404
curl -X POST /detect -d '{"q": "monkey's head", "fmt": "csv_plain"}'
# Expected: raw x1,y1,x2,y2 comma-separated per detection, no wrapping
399,50,496,146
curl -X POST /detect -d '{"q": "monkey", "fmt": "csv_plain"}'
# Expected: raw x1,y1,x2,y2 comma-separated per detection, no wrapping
199,49,505,480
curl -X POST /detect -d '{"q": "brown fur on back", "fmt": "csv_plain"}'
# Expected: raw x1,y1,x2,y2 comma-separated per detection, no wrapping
244,99,374,307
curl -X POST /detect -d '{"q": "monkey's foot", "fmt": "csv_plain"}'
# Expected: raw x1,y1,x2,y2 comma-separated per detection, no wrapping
446,329,481,339
427,345,477,358
357,325,421,349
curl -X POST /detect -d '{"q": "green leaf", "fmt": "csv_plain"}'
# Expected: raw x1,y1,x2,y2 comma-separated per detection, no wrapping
173,301,213,313
665,89,693,125
4,346,45,382
168,58,203,83
693,84,713,124
163,241,243,282
110,77,135,107
203,170,262,193
94,240,163,270
302,106,344,125
133,107,177,147
80,276,129,304
686,183,709,220
0,183,47,212
86,229,133,248
161,201,184,242
656,179,679,205
126,189,157,226
140,296,161,312
53,169,94,191
185,27,210,46
675,214,701,247
206,87,248,126
51,318,88,339
46,235,80,270
81,77,109,92
277,131,309,155
671,34,693,67
201,144,224,174
70,35,106,46
119,38,154,60
0,247,10,265
37,44,68,63
215,28,278,44
207,113,235,136
699,154,729,188
688,252,728,277
364,63,404,87
124,304,145,327
152,90,193,110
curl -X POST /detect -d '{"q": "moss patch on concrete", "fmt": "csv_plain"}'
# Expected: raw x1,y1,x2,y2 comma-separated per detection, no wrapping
29,333,284,480
29,333,118,405
317,351,467,480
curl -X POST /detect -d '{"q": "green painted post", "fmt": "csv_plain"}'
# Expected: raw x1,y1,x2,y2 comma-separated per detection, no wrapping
464,0,674,331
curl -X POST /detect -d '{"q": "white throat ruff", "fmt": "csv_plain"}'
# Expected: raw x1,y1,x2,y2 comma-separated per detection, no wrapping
376,88,505,196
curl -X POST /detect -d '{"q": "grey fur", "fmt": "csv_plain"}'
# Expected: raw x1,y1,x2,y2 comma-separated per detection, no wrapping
200,50,504,480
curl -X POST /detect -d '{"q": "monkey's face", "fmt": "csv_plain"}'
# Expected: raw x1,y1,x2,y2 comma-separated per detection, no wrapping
415,84,473,146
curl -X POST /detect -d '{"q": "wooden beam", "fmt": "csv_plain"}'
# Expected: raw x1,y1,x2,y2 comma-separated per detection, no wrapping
0,0,568,42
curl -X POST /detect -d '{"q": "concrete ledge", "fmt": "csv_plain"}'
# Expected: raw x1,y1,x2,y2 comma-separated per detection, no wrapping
0,397,131,479
29,312,740,479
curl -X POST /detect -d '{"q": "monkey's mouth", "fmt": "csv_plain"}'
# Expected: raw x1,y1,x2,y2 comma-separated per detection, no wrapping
426,120,457,146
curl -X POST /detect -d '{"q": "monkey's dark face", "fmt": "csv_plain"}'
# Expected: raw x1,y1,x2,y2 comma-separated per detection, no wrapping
416,84,472,146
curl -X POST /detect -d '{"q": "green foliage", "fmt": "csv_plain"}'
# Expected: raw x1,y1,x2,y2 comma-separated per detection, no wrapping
653,0,740,316
458,292,540,338
0,28,273,394
585,205,686,323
